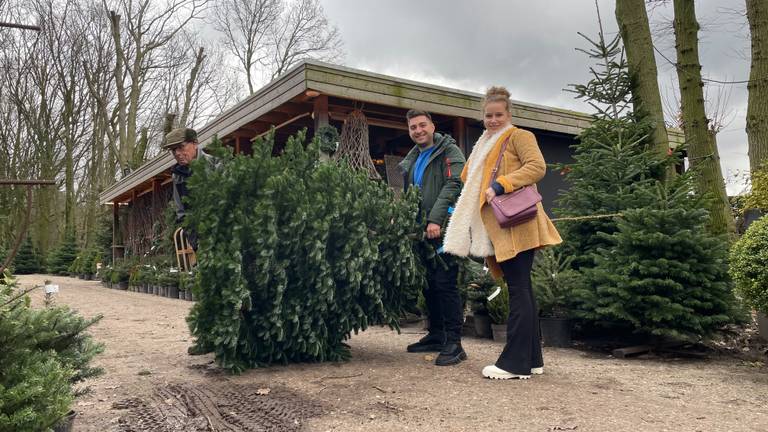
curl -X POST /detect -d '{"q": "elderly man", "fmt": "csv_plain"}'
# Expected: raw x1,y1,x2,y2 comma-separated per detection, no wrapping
164,127,216,251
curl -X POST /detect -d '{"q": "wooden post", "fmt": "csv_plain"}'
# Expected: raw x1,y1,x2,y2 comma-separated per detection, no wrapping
453,117,467,155
313,94,329,131
112,202,123,262
151,178,162,217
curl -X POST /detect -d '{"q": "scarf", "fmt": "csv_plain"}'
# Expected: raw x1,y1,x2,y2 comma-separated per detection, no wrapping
443,125,514,258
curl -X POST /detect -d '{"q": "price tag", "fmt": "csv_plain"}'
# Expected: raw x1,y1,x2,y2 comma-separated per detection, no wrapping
487,286,501,301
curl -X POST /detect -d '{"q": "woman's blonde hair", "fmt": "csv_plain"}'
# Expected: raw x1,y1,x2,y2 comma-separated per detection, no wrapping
483,86,512,113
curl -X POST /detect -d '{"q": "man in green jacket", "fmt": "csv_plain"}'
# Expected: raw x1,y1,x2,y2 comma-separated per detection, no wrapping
399,109,467,366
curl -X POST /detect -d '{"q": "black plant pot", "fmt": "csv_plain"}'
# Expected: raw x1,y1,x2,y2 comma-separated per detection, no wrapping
473,313,492,339
540,317,572,347
167,286,179,299
758,311,768,343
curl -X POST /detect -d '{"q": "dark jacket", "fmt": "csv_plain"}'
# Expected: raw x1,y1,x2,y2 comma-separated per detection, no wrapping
399,133,466,227
171,149,218,222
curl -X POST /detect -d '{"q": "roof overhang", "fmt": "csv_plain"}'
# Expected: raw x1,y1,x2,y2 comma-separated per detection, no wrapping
100,60,683,204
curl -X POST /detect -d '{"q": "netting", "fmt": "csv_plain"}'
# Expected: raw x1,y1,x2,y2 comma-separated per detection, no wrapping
335,110,380,179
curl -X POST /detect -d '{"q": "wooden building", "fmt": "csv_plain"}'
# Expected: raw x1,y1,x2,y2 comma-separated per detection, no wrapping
99,60,681,260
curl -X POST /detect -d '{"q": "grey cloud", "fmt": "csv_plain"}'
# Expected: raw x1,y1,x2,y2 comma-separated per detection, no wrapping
320,0,751,193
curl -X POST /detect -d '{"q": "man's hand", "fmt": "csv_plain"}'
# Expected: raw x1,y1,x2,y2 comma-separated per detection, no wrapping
426,223,442,239
485,187,497,203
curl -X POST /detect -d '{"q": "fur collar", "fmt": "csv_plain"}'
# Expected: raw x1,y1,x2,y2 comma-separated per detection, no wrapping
443,125,514,257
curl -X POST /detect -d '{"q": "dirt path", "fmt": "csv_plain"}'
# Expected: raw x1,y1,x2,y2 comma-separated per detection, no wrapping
18,275,768,432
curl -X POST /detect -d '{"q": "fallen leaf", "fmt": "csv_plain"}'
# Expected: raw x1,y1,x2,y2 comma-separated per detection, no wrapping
256,387,271,396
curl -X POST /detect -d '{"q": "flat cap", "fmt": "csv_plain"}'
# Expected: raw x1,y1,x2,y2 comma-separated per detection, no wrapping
163,127,198,149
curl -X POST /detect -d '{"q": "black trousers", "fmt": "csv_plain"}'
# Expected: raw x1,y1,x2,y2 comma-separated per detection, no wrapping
495,248,542,374
424,252,463,344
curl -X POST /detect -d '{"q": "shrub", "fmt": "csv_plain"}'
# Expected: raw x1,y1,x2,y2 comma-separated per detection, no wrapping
744,165,768,211
730,216,768,315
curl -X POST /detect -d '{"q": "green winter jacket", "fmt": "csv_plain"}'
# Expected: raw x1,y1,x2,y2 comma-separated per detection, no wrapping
399,133,466,228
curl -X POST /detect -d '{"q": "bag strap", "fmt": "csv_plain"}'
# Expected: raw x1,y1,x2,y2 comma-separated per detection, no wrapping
489,135,511,188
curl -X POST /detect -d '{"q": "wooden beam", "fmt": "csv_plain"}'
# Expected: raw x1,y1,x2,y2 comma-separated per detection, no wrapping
272,101,310,116
0,179,56,185
453,117,467,154
0,22,41,31
313,95,329,131
328,112,408,130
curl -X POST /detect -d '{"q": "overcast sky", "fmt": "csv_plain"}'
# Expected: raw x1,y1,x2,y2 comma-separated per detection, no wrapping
320,0,752,194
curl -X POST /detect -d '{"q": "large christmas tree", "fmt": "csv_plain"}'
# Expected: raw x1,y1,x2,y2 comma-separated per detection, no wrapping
576,177,740,340
13,237,43,274
46,233,79,275
555,26,674,269
185,130,424,372
559,21,739,340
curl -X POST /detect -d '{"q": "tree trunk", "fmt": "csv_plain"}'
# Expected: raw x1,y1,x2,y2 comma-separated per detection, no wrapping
673,0,736,235
109,11,129,175
180,47,205,128
615,0,672,177
747,0,768,173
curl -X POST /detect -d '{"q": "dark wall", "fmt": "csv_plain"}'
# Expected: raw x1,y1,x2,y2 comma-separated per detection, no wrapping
532,129,575,214
466,125,574,213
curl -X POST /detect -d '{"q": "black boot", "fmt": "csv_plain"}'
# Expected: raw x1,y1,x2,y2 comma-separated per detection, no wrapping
434,342,467,366
406,333,445,353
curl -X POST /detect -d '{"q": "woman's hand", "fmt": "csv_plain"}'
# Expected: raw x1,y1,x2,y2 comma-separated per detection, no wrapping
485,187,497,203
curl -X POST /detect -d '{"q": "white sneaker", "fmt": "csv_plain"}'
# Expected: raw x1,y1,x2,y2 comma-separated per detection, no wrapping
531,367,544,375
482,365,531,380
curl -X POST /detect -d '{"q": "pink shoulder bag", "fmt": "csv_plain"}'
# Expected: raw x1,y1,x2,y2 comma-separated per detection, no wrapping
488,137,541,228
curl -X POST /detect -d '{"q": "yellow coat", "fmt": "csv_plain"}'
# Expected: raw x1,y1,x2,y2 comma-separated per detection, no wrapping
460,126,562,279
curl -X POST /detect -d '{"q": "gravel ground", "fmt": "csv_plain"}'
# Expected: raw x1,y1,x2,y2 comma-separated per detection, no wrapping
17,274,768,432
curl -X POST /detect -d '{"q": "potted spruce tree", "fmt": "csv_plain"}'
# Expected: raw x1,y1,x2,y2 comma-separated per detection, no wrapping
487,283,509,343
460,259,496,338
532,249,578,347
467,287,493,339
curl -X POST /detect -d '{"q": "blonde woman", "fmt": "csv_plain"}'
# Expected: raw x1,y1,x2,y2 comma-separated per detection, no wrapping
443,86,562,380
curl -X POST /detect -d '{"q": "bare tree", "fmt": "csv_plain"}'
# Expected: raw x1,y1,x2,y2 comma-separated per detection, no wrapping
212,0,279,94
267,0,343,79
105,0,209,174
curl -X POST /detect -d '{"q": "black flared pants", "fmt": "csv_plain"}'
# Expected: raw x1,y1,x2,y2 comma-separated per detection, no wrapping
495,248,543,374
